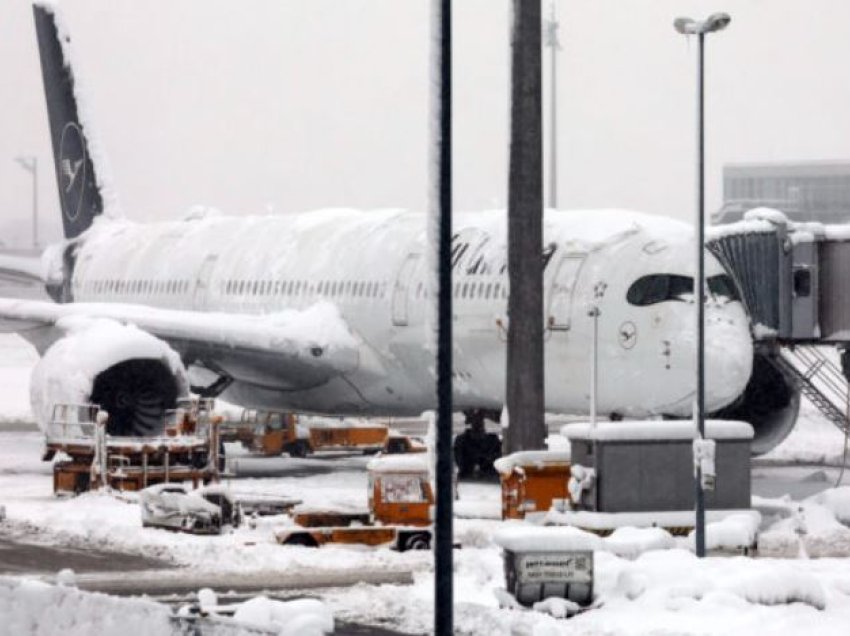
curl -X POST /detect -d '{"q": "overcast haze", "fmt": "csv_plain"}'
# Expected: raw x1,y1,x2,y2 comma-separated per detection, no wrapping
2,0,850,247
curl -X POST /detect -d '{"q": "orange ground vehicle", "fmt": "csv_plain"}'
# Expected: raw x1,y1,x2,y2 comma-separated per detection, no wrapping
45,402,220,495
494,450,572,520
219,409,298,456
275,454,433,551
221,412,423,458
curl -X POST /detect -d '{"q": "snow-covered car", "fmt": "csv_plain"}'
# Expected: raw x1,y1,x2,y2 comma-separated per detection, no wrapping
140,484,240,534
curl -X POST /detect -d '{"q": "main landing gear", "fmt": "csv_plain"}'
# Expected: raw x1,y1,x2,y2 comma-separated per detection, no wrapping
453,409,501,480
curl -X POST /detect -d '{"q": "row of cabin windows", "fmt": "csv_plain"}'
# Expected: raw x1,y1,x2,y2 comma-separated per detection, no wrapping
415,280,509,300
221,279,387,299
77,279,190,295
75,278,389,300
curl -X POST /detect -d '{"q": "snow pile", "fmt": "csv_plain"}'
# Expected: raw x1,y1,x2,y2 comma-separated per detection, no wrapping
29,317,188,430
0,577,172,635
232,596,333,636
758,489,850,558
531,596,580,618
807,486,850,524
603,527,675,559
731,567,826,610
688,511,761,552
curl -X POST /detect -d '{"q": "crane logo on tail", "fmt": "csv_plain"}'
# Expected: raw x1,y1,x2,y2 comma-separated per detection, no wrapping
58,122,86,223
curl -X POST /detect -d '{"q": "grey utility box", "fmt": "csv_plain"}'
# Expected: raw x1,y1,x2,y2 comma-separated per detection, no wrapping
562,420,752,513
494,526,597,608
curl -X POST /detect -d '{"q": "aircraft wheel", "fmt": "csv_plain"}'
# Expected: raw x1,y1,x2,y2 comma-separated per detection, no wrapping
400,532,431,552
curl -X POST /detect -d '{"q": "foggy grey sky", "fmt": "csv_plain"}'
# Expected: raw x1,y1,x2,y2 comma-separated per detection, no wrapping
2,0,850,247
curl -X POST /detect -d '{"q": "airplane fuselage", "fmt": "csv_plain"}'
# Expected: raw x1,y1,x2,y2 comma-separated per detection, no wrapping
68,207,754,419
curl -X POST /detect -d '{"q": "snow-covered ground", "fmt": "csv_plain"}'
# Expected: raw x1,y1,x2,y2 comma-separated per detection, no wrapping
3,332,850,634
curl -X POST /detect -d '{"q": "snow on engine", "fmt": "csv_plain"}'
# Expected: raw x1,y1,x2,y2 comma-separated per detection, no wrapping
30,317,190,436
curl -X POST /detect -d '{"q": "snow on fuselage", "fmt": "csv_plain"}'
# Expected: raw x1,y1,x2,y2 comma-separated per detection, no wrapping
69,208,753,418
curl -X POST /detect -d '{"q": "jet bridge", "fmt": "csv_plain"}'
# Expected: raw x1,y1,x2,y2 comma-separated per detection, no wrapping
708,210,850,438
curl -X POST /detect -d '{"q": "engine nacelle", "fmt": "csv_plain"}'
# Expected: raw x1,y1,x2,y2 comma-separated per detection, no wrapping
31,318,190,436
711,349,801,455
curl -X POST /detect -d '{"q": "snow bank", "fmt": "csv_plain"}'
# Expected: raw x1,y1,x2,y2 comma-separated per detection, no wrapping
232,596,333,635
0,577,172,635
688,511,761,552
602,527,675,559
562,420,753,441
493,524,601,552
731,567,826,610
807,486,850,524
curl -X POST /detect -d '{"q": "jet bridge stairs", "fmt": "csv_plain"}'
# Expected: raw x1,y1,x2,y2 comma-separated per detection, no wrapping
708,212,850,438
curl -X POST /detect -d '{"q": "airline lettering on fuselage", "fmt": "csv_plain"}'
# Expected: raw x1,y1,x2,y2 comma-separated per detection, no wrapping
450,233,558,276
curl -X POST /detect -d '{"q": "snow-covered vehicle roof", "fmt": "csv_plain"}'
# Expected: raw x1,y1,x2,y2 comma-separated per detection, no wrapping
561,420,754,442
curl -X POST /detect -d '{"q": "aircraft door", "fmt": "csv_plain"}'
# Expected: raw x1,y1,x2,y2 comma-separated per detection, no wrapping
193,254,219,310
547,253,586,330
391,253,421,326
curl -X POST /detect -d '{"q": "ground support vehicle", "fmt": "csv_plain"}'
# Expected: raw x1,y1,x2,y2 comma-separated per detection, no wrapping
220,411,422,458
219,409,297,456
44,403,221,494
275,454,433,551
494,450,572,520
140,483,241,534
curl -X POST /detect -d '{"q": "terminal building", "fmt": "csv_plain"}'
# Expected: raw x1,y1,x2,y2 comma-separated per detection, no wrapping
714,161,850,224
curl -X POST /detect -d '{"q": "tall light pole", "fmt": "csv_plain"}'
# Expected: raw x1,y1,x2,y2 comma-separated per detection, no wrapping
544,3,560,209
673,12,731,558
14,155,39,249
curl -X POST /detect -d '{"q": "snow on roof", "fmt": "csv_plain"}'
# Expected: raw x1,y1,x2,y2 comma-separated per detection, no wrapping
493,450,571,474
366,453,430,474
493,524,601,552
561,420,754,442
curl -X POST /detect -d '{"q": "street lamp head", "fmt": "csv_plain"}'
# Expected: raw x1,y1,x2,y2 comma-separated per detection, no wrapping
13,156,36,173
674,13,731,35
673,17,698,35
704,13,731,33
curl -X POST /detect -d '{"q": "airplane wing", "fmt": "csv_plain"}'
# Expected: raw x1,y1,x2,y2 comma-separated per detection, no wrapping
0,298,360,391
0,254,44,285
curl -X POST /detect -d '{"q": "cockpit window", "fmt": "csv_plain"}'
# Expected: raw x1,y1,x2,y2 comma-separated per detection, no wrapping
627,273,740,306
627,274,693,306
707,274,740,302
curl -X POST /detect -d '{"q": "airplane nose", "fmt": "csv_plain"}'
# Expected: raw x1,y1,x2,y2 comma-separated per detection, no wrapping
704,311,753,410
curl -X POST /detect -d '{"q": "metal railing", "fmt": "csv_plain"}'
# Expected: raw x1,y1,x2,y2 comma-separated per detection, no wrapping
776,346,850,434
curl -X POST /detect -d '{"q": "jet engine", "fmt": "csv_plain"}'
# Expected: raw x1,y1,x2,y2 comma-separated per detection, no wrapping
30,318,190,436
710,348,801,455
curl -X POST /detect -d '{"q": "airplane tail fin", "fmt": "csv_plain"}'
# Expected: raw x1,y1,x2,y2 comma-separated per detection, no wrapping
33,3,105,240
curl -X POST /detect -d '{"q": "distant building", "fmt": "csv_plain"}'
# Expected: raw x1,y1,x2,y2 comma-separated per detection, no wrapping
715,161,850,224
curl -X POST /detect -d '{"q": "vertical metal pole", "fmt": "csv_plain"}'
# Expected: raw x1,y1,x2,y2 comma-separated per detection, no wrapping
694,31,706,558
435,1,453,633
32,157,39,249
590,307,598,428
547,4,558,209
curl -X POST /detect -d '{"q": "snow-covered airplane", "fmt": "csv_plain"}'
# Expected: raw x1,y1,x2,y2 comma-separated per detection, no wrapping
0,4,800,454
